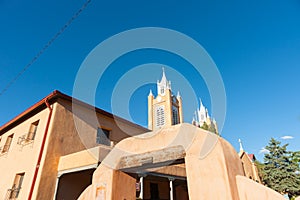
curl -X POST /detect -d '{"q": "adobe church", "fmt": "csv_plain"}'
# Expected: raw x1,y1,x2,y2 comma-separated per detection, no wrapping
78,69,285,200
0,68,282,200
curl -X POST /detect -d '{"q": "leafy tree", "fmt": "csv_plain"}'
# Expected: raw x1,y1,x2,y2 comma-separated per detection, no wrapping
208,124,218,135
200,122,209,130
261,138,300,199
200,122,219,135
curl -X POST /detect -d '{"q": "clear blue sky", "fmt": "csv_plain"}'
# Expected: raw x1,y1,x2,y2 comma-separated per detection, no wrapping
1,0,300,161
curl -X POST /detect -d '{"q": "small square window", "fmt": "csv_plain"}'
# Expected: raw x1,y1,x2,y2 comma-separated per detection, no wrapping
96,128,111,146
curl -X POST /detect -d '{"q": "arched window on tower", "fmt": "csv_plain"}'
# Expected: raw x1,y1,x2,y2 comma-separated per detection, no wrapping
172,106,179,125
155,106,165,128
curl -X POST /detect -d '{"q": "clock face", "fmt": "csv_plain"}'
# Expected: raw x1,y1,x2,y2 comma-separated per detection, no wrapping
157,96,162,102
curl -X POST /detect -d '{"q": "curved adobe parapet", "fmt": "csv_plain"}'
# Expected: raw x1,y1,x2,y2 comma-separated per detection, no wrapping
78,123,284,200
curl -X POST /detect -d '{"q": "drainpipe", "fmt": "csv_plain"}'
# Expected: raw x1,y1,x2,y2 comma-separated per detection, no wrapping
28,98,53,200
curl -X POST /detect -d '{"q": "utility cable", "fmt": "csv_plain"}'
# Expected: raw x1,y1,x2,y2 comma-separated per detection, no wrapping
0,0,92,97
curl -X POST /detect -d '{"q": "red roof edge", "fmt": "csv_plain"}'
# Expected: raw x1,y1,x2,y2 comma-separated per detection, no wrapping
0,90,148,134
248,154,256,161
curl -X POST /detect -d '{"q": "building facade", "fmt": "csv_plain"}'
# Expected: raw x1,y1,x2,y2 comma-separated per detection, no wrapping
0,90,147,200
79,123,284,200
238,139,261,183
148,68,183,130
1,70,265,200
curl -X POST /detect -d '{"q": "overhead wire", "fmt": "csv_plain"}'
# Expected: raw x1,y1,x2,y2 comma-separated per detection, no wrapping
0,0,92,97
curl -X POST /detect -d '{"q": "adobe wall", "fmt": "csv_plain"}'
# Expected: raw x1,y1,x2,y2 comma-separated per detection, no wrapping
78,123,286,200
112,170,136,200
36,99,147,200
240,153,255,180
0,106,51,200
184,128,244,200
35,102,86,200
236,175,285,200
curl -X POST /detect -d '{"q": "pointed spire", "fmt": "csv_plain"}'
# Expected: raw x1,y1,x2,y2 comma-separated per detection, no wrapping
177,91,181,98
157,67,171,95
199,98,205,112
206,108,210,118
212,118,217,123
148,89,153,96
161,67,167,83
199,98,203,107
239,139,244,152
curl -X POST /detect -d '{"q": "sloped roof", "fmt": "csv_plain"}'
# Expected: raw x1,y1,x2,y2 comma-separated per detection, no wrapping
0,90,148,135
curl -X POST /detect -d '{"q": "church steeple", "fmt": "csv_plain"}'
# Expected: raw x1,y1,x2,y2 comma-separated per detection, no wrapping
148,89,153,96
148,68,183,130
197,98,207,127
157,67,171,96
193,99,218,134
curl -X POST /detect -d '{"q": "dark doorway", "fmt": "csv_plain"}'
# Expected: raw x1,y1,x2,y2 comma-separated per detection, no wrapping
55,169,94,200
150,183,159,200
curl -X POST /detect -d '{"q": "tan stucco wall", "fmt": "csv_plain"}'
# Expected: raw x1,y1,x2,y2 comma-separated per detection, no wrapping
57,147,100,172
240,152,261,183
78,165,115,200
241,153,254,178
111,170,136,200
0,97,147,200
236,175,285,200
0,106,52,200
79,123,285,200
35,99,147,199
184,130,244,200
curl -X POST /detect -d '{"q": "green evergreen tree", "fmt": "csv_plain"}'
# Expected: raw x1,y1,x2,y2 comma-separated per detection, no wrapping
291,151,300,166
262,138,300,199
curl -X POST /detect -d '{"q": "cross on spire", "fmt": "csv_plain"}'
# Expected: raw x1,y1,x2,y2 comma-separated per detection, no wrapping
238,139,244,152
